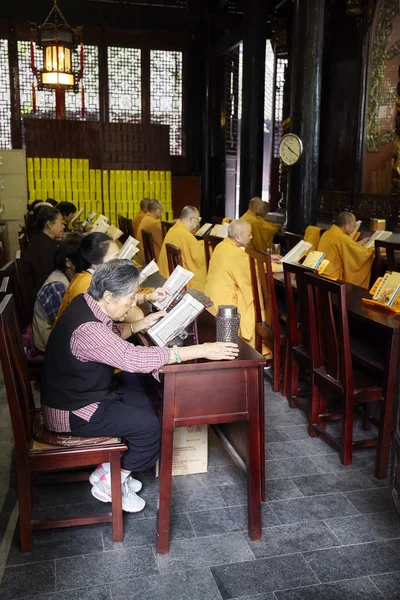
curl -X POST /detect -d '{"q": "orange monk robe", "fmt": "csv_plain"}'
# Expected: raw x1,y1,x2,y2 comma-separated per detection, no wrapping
240,210,281,252
304,226,322,251
133,210,146,238
204,237,256,347
317,224,374,288
158,220,207,290
137,213,163,263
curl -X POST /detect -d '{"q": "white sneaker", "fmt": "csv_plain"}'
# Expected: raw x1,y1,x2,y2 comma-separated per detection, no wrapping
91,473,146,513
89,464,142,492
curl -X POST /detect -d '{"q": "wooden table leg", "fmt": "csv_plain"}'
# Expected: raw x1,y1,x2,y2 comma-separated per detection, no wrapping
259,366,265,502
110,451,123,542
248,368,262,541
157,376,175,554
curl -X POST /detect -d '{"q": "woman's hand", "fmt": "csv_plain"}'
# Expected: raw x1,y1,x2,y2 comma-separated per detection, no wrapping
201,342,239,361
149,287,171,303
129,311,166,334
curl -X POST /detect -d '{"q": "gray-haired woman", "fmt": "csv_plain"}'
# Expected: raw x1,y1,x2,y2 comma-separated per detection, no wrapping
40,259,239,513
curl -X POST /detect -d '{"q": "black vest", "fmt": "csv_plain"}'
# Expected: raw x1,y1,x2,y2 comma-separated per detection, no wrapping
41,295,117,411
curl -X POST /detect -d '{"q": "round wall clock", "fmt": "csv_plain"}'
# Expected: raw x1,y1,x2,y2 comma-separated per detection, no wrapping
279,133,303,166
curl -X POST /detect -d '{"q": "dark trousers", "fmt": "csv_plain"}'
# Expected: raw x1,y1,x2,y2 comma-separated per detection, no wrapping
69,385,160,472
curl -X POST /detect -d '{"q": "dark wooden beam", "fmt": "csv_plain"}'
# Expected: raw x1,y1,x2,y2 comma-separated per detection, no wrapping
207,24,243,59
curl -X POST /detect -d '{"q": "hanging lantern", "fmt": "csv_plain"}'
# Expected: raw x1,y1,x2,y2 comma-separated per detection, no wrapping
31,0,82,92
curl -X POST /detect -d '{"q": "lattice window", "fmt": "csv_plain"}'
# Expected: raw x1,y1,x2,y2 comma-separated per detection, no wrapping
108,47,142,123
0,40,12,149
18,40,56,119
264,41,274,133
66,45,100,121
273,57,288,157
150,49,183,155
225,49,239,155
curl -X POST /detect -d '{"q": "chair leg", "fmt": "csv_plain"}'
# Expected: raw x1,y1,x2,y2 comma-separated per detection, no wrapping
17,463,32,552
157,415,174,554
110,452,123,542
309,382,319,438
340,395,353,467
283,341,290,400
376,397,395,479
273,343,280,393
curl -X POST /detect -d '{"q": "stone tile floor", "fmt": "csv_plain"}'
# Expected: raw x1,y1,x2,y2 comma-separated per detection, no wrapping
0,377,399,600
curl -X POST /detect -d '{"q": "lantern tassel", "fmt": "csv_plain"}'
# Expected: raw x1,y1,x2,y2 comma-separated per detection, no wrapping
32,82,37,114
81,84,85,119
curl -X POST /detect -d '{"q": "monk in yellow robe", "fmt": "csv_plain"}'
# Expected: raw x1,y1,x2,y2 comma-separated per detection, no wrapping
132,198,149,238
317,211,374,288
137,199,163,262
304,225,322,251
241,197,281,252
158,205,207,291
204,220,257,347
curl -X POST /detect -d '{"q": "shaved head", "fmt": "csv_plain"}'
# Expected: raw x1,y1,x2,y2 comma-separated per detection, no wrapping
228,219,252,248
179,205,199,220
148,199,163,214
140,198,150,211
336,211,356,227
249,197,269,217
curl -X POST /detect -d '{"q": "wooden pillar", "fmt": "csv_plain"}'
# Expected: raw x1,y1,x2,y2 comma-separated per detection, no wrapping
8,21,22,149
98,28,109,123
238,0,268,216
287,0,325,234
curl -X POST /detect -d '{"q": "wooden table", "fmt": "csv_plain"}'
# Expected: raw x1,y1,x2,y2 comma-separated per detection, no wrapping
274,271,400,479
139,273,266,553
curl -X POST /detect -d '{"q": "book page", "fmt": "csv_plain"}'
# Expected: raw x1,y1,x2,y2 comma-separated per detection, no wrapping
210,223,229,238
196,223,213,237
281,241,312,264
117,236,140,260
349,220,361,239
372,271,400,304
91,215,109,234
147,293,204,347
70,207,84,224
303,251,325,269
107,224,124,241
138,259,159,284
363,230,392,249
153,265,195,310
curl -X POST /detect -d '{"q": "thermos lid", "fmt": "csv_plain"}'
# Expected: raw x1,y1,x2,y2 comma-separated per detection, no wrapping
217,305,238,318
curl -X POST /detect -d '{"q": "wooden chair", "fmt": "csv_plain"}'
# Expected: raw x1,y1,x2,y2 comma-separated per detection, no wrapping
161,221,173,240
19,232,29,257
284,232,302,253
166,243,182,275
141,230,156,264
0,259,29,331
118,215,129,244
247,248,286,392
375,239,400,277
15,250,35,330
304,272,393,476
121,216,134,238
204,235,223,270
0,293,127,551
283,262,317,434
212,216,223,225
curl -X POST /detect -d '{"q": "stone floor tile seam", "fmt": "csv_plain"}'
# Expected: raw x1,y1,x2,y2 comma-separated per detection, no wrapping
269,575,386,597
321,519,347,546
389,539,400,557
367,575,388,599
303,539,400,552
338,491,363,514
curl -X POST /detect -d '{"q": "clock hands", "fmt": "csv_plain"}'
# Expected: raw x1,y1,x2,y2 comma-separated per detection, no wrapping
286,146,297,156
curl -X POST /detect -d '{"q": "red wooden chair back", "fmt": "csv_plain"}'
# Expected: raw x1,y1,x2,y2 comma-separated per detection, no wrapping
161,221,173,240
141,230,156,264
375,239,400,277
211,216,223,225
166,243,183,275
283,261,315,349
285,232,302,253
203,235,222,270
0,259,29,331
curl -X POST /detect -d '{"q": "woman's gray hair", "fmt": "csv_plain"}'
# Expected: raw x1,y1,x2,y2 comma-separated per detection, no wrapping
88,259,140,301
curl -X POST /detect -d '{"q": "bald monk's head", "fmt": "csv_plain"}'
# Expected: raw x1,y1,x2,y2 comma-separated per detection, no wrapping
147,199,163,219
336,211,357,236
249,197,269,218
179,205,201,233
140,198,150,212
228,219,252,248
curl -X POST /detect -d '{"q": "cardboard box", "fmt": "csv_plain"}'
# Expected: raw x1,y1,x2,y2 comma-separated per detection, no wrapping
156,425,208,477
370,218,386,231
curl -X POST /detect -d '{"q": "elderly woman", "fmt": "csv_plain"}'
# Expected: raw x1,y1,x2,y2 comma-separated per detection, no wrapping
41,259,238,512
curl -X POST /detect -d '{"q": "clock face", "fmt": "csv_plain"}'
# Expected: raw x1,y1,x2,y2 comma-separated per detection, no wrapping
279,134,303,166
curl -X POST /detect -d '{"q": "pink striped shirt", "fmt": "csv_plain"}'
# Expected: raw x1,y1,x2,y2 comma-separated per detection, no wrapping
42,294,170,432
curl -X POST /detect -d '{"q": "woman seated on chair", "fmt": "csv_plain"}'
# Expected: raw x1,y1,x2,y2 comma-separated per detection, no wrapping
32,233,82,352
41,259,239,513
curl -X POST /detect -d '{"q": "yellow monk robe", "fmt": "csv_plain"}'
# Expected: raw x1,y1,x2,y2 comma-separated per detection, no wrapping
204,237,256,347
240,210,281,252
133,210,146,238
137,213,163,262
304,226,322,251
158,220,207,291
55,270,144,325
317,224,374,288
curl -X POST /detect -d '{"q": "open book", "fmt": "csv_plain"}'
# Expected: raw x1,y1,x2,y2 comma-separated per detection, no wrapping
152,265,194,311
118,235,140,260
281,240,312,264
70,207,84,225
196,223,213,237
81,212,97,229
302,251,329,274
138,259,159,284
147,293,204,347
91,214,110,234
371,271,400,305
107,224,124,241
363,230,392,249
209,223,229,238
349,220,362,239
